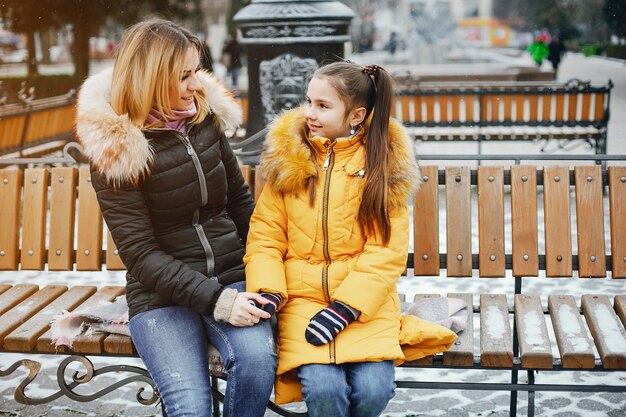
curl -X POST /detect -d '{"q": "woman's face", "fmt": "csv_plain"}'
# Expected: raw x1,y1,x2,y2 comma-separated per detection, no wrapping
169,46,202,111
304,76,351,140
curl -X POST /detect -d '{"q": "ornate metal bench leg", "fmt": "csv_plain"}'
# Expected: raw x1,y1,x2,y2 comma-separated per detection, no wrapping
1,355,160,406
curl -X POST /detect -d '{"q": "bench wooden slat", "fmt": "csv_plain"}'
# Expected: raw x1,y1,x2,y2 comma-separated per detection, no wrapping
443,293,473,367
36,285,126,352
412,96,422,123
0,115,26,150
465,95,475,123
20,168,49,270
575,166,606,277
548,294,595,368
554,93,566,121
76,166,103,270
0,285,67,344
594,93,605,121
0,169,22,270
445,167,472,277
49,167,78,271
104,334,134,355
515,95,524,121
106,230,126,270
398,96,410,122
514,294,552,369
450,96,461,122
480,294,513,367
0,285,11,296
616,295,626,328
528,95,539,121
568,93,578,121
581,294,626,369
543,166,573,277
0,284,39,316
503,95,514,121
3,286,96,351
580,93,592,121
254,167,265,202
542,95,552,121
480,96,488,122
439,96,450,122
413,166,439,275
608,167,626,278
424,96,435,123
489,95,501,121
478,167,505,277
240,165,252,187
511,166,539,276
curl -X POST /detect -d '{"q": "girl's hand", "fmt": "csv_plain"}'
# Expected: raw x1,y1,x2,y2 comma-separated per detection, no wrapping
228,292,271,327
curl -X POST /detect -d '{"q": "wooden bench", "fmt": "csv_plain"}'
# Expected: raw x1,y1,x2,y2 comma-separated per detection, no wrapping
392,79,613,155
1,157,626,417
0,91,76,158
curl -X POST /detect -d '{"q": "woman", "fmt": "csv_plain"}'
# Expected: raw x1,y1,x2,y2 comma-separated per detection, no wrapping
75,19,276,417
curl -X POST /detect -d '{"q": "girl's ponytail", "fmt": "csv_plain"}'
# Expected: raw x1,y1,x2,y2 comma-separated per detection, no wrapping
359,65,395,244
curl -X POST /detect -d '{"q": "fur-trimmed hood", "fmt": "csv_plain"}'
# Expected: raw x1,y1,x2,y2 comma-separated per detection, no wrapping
261,107,421,208
76,67,242,185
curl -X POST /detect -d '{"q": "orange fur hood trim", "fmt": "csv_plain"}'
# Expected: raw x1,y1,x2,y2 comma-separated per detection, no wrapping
261,107,421,208
76,67,242,186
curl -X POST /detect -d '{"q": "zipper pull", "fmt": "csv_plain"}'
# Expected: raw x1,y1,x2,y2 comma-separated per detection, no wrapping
322,145,333,171
183,137,193,155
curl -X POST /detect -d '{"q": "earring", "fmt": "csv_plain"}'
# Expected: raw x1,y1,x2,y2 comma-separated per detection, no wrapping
350,126,356,135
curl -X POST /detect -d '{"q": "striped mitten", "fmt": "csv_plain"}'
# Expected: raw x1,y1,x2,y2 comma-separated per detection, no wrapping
250,292,282,316
305,301,359,346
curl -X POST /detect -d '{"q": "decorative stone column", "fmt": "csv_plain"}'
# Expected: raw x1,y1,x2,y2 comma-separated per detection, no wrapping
233,0,354,164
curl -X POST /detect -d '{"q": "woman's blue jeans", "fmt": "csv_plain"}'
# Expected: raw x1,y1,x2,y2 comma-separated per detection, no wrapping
297,360,396,417
129,281,277,417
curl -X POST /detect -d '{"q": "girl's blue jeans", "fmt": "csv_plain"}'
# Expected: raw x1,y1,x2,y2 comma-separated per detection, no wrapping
297,360,396,417
129,281,277,417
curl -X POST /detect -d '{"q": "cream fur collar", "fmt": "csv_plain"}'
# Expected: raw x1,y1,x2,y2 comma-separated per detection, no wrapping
76,67,242,185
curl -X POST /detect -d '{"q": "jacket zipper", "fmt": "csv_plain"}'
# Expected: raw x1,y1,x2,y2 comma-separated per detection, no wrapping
321,141,336,363
174,132,215,279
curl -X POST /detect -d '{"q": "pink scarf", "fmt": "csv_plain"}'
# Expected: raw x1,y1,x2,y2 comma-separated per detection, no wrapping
145,102,198,135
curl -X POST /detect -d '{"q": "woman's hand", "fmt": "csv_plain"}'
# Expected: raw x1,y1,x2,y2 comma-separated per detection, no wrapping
228,292,271,327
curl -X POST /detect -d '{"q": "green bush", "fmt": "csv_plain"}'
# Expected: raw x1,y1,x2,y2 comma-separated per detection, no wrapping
0,74,81,103
602,44,626,60
582,44,601,57
581,43,626,60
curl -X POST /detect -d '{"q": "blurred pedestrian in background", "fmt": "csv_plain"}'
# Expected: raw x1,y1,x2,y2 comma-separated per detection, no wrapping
222,32,242,87
548,34,567,76
528,32,549,67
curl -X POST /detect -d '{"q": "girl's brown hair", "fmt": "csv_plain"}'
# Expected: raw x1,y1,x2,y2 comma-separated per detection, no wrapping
110,18,210,128
312,61,394,244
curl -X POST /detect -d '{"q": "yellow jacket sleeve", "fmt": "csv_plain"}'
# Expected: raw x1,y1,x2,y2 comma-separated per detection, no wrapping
244,184,289,302
331,204,410,321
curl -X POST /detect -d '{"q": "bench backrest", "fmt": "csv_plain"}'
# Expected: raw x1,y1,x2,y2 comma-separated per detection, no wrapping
1,163,624,279
0,92,77,156
392,81,612,129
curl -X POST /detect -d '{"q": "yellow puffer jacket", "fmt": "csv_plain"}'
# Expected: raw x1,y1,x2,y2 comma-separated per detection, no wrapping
244,107,457,404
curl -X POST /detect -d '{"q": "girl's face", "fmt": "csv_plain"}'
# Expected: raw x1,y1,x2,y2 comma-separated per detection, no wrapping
169,46,202,111
304,76,351,140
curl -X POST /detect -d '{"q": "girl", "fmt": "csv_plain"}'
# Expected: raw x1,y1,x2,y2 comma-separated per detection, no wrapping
76,19,276,417
244,61,456,416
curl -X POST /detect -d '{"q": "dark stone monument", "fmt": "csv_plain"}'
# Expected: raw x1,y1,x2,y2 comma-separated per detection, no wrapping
233,0,354,164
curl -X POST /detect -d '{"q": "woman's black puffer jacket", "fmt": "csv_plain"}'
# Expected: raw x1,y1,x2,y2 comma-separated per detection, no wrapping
76,68,253,319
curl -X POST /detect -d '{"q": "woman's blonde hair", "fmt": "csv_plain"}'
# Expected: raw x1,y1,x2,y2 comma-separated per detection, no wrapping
110,18,209,128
